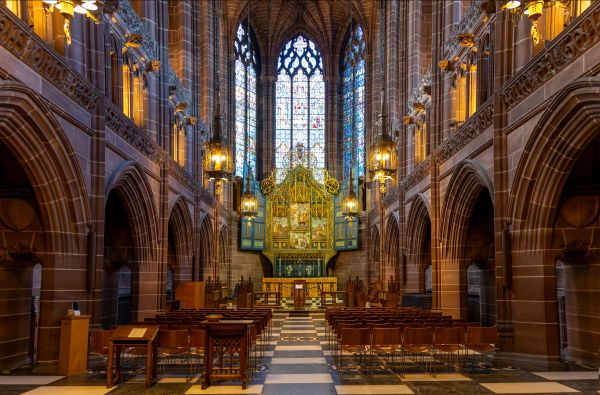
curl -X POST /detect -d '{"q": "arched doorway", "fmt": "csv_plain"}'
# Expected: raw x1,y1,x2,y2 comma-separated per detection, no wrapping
552,136,600,364
102,191,134,328
199,216,213,281
508,78,600,364
167,198,193,298
370,227,380,283
406,195,432,293
382,216,400,285
464,190,496,326
0,143,46,369
103,161,159,325
440,160,495,319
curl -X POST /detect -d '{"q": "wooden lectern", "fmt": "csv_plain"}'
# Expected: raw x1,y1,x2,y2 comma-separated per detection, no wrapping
293,279,307,309
58,315,90,376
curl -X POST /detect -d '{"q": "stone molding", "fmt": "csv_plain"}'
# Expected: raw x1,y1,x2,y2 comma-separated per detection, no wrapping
400,157,431,193
168,158,197,191
105,99,165,164
382,185,400,209
500,3,600,112
0,6,100,112
199,186,217,208
434,98,493,164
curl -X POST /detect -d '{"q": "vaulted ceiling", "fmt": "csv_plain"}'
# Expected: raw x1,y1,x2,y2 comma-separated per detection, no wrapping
223,0,380,72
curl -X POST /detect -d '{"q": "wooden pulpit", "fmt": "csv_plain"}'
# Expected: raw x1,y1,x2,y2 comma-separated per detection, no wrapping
293,279,307,309
58,315,90,375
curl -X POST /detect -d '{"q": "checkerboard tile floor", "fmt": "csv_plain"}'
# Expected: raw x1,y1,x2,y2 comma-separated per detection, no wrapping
1,311,598,394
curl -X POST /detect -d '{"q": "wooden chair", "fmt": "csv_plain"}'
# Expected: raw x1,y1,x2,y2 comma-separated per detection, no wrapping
158,329,190,379
401,327,433,377
338,327,371,379
465,326,497,375
433,326,465,375
88,330,114,375
189,329,206,377
371,327,402,371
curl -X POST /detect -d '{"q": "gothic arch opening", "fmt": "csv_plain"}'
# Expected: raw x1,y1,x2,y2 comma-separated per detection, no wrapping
0,142,45,369
199,216,213,281
102,191,134,328
167,198,193,300
406,195,432,294
553,136,600,365
509,78,600,363
464,190,496,326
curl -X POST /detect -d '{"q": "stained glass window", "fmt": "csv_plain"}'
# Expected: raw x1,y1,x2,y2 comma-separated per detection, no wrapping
275,35,325,172
342,24,366,179
234,20,258,176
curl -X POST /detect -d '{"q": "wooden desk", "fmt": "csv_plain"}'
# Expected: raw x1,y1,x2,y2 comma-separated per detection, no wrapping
106,325,159,388
201,320,253,390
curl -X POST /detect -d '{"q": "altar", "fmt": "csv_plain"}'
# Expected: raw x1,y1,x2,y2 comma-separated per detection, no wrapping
262,277,337,298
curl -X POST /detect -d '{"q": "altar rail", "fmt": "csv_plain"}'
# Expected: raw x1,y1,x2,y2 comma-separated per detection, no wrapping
261,277,337,298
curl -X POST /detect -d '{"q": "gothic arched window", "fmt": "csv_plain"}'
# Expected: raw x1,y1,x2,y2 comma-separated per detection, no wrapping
275,35,325,170
342,24,366,179
234,20,259,176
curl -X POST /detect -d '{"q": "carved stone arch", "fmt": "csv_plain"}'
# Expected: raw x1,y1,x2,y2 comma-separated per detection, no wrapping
105,161,159,320
0,81,90,259
382,213,400,284
441,159,494,260
509,78,600,243
105,161,159,264
0,81,91,364
406,193,432,292
167,196,194,286
370,225,381,282
218,226,230,286
198,214,214,280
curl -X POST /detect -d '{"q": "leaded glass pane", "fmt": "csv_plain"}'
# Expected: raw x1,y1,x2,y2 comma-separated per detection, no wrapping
342,23,366,179
275,34,325,179
234,21,258,176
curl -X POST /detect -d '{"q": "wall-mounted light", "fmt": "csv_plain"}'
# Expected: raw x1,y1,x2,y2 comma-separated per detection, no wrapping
42,0,100,45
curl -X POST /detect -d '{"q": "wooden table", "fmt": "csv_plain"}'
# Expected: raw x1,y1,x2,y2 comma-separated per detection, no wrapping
106,325,159,388
201,320,254,390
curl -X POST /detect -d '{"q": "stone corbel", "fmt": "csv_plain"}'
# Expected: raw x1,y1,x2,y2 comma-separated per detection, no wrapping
438,59,454,72
457,32,475,48
147,60,160,72
125,34,143,48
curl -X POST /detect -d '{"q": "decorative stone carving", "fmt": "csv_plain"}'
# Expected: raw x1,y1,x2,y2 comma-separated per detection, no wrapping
105,100,165,164
435,99,493,164
500,3,600,111
125,33,142,48
200,187,217,208
407,65,432,117
382,185,400,209
0,7,99,112
168,158,197,191
114,0,192,116
442,1,485,63
400,157,431,193
457,33,475,47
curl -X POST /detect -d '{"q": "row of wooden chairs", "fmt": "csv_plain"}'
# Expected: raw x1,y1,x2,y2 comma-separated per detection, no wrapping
333,325,497,378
